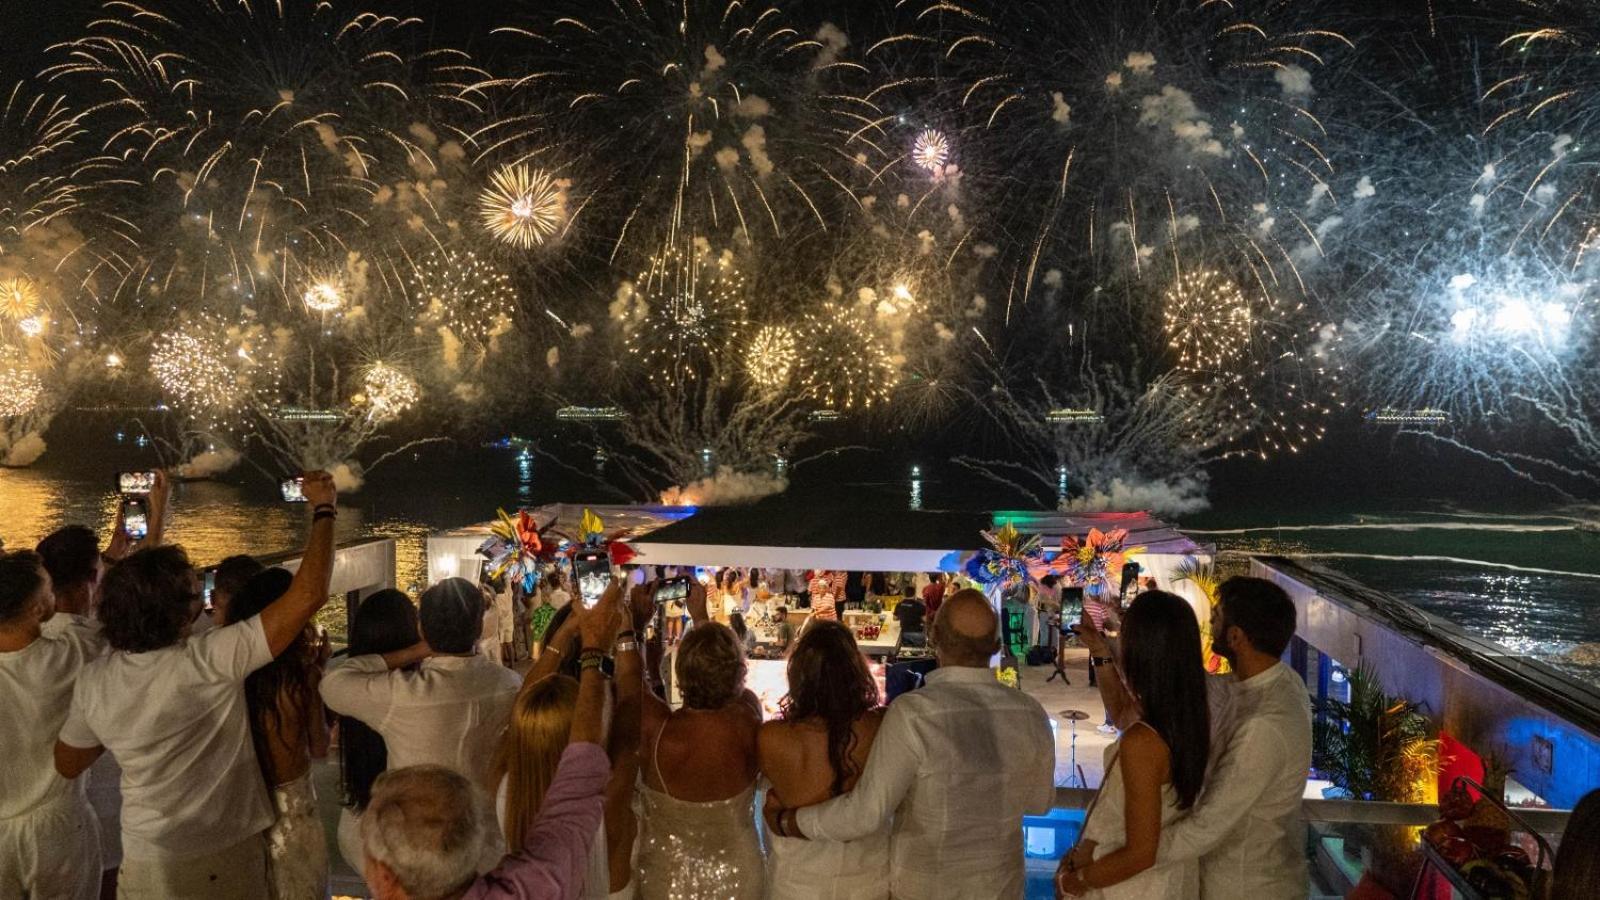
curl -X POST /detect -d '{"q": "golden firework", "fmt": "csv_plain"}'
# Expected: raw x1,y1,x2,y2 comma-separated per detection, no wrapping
0,347,44,418
360,362,420,424
798,301,898,411
746,325,798,390
625,243,750,385
912,129,951,174
479,164,568,249
411,249,518,346
302,280,345,314
0,278,41,322
151,327,239,414
1163,269,1254,371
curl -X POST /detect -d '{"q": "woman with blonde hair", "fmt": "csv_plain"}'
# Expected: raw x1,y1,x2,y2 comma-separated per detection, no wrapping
492,579,651,899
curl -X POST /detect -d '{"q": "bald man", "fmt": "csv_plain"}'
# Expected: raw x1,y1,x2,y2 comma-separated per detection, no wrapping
766,589,1056,899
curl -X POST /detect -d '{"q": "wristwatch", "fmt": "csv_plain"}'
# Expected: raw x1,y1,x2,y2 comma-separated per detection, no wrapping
578,650,615,679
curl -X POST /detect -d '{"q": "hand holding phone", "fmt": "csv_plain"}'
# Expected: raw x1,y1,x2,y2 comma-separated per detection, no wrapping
120,497,149,541
571,550,611,610
653,576,691,605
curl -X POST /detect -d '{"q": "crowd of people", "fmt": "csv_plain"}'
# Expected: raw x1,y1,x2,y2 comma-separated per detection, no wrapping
3,474,1598,900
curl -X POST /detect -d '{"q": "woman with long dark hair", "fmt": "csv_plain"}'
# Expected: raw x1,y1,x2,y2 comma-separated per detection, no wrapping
758,619,888,899
329,589,418,874
225,567,333,899
1056,589,1210,899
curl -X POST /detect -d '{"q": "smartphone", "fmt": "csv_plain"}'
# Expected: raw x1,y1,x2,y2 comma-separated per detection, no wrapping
121,497,149,540
202,571,216,612
118,471,157,495
653,576,691,605
572,550,610,609
280,477,306,503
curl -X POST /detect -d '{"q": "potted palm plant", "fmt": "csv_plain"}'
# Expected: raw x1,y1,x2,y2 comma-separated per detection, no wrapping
1313,664,1442,898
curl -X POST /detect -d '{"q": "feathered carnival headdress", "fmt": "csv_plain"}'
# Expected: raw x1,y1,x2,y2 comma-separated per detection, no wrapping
477,507,636,592
962,522,1143,593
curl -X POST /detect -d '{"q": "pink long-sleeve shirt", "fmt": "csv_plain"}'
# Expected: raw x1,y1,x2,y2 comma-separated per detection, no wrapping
464,742,609,900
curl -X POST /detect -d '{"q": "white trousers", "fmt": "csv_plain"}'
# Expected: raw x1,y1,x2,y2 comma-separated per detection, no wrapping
0,791,102,900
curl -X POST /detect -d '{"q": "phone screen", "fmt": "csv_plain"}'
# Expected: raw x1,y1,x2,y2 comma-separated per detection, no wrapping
573,551,610,609
280,478,306,502
118,471,156,494
654,576,690,604
203,571,216,612
121,498,149,540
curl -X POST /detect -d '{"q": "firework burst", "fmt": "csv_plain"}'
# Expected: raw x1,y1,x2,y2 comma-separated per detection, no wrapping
746,324,799,391
1163,269,1253,370
0,277,41,321
410,248,518,349
479,164,569,249
625,242,750,386
882,0,1352,296
359,362,420,424
912,129,952,175
797,300,898,411
476,2,879,257
0,347,45,419
150,322,250,427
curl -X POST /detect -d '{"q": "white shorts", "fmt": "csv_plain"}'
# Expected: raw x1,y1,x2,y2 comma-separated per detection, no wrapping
0,792,102,900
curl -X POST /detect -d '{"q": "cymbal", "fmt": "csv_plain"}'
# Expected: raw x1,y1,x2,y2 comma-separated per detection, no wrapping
1057,709,1091,721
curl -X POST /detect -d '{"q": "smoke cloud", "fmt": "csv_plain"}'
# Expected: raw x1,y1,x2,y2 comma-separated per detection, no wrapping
1,432,47,467
660,469,787,507
178,447,243,478
1063,474,1211,517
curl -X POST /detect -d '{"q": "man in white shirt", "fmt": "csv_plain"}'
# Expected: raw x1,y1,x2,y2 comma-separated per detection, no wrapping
0,551,105,900
769,589,1057,899
322,576,522,787
1064,576,1312,899
55,471,339,900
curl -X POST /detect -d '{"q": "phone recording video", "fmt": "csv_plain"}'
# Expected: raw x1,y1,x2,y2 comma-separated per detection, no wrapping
121,497,149,541
118,471,157,495
202,571,216,612
572,550,610,609
280,477,306,503
653,576,691,605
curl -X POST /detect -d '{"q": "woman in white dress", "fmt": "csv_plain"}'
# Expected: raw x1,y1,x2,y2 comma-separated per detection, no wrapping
228,569,332,900
1056,590,1211,899
758,620,889,900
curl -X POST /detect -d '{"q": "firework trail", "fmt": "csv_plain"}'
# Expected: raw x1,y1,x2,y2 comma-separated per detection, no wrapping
475,1,884,261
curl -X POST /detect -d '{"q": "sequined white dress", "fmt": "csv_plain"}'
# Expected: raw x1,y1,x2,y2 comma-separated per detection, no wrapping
264,773,330,900
634,756,765,900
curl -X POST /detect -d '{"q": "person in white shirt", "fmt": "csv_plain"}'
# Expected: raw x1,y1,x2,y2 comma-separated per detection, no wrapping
1063,576,1312,900
767,588,1057,900
321,576,523,788
54,471,340,900
0,551,105,900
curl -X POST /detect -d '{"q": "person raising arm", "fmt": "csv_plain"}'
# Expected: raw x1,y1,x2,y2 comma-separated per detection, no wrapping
53,471,338,781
